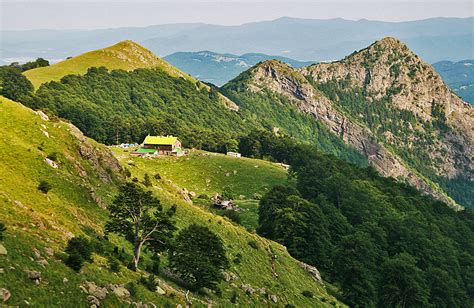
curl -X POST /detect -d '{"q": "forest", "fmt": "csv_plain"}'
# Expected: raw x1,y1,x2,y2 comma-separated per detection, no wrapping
243,131,474,307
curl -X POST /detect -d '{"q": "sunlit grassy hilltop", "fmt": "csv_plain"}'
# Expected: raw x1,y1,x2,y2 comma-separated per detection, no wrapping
23,40,193,89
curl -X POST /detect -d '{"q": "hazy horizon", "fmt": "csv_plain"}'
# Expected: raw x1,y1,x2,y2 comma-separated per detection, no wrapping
1,0,473,31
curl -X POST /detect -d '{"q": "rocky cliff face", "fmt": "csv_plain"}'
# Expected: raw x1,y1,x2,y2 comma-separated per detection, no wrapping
300,38,473,180
230,38,473,208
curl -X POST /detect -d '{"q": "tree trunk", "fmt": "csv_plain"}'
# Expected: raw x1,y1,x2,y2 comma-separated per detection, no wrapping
132,241,143,271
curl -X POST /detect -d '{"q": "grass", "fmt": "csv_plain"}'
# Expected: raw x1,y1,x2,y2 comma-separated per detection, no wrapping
23,40,194,89
0,96,343,307
112,150,343,306
112,149,289,198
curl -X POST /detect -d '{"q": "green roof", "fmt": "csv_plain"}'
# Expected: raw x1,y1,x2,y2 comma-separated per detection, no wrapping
143,136,178,145
136,148,158,153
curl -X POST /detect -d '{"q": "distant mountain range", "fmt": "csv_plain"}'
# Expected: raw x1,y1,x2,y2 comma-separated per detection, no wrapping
433,60,474,104
163,51,314,86
1,17,472,64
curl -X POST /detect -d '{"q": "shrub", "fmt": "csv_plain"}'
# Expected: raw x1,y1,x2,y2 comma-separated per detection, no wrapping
220,210,241,225
230,291,238,303
0,222,6,240
221,187,235,200
65,253,84,272
108,256,121,272
38,180,52,194
302,290,314,298
125,282,138,297
146,255,161,275
248,240,259,250
139,274,158,292
47,152,59,162
198,194,209,200
143,173,152,187
123,168,131,178
154,173,161,180
233,252,242,264
65,237,94,271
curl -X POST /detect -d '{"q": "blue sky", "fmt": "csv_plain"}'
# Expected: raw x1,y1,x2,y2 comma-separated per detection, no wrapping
1,0,473,30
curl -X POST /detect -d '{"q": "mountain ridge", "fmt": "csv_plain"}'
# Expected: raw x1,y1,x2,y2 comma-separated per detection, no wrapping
223,37,473,208
3,17,472,64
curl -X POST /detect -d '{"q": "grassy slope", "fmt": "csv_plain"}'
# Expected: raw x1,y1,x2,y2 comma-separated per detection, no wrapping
0,97,341,307
0,96,188,307
113,150,341,306
112,149,289,231
23,40,192,89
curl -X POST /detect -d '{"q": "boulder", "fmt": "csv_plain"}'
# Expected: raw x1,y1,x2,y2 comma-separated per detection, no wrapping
44,247,54,257
0,288,10,303
36,110,49,121
298,262,322,283
0,244,7,255
27,271,41,284
155,286,166,295
87,295,100,307
37,259,49,267
241,284,255,295
269,294,278,303
112,286,130,298
84,281,108,300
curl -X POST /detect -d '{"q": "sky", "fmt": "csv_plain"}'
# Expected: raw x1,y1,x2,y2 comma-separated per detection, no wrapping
1,0,473,30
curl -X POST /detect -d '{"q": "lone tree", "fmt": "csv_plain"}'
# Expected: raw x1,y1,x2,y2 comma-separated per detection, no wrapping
169,224,229,290
106,182,176,270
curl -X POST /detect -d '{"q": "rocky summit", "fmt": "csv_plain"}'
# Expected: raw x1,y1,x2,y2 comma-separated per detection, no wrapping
224,37,473,208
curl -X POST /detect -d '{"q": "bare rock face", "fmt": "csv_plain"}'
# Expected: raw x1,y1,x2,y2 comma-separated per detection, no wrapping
248,59,459,207
66,123,124,184
300,37,473,181
239,37,474,208
299,262,322,284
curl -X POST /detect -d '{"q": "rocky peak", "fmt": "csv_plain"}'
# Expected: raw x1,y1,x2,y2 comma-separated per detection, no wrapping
233,37,472,208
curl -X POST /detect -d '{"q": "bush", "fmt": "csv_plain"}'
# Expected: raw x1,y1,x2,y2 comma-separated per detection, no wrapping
248,240,259,250
198,194,209,200
123,168,131,178
233,253,242,264
0,222,6,240
65,237,94,271
143,173,152,187
146,255,161,275
154,173,161,180
230,291,238,303
302,290,314,298
139,274,158,292
221,186,235,200
108,256,121,272
46,152,59,162
220,210,241,225
65,253,84,272
125,282,138,297
38,180,52,194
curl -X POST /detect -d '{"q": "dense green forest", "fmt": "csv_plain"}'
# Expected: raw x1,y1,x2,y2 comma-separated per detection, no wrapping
308,76,473,208
245,132,474,307
23,67,247,150
1,64,366,165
